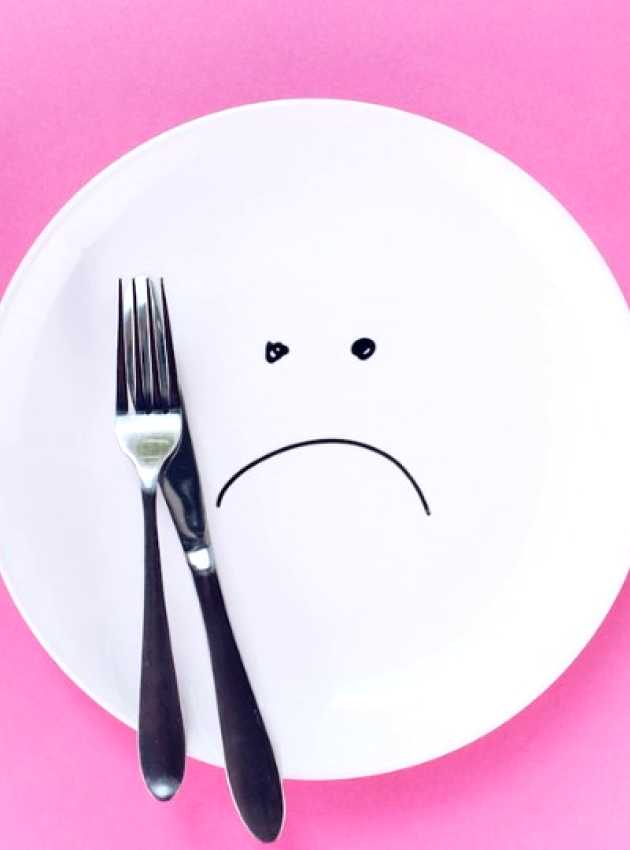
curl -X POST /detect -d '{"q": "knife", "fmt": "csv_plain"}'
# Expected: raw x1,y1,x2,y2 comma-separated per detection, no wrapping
160,406,284,842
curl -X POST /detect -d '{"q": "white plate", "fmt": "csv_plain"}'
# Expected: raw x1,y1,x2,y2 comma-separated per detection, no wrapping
1,99,630,780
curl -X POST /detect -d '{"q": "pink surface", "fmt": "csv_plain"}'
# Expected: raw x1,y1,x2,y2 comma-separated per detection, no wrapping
2,1,630,847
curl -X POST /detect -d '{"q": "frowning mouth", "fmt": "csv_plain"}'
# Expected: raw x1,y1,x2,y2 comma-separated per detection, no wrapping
216,438,430,514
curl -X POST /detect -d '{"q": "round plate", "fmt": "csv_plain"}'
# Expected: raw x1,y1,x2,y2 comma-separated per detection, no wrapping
1,99,630,780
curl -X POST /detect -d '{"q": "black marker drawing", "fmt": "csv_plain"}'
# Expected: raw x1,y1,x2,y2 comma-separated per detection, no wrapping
351,337,376,360
266,341,289,363
216,438,430,515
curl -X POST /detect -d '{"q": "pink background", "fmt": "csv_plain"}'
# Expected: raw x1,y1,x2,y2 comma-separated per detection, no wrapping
2,1,630,847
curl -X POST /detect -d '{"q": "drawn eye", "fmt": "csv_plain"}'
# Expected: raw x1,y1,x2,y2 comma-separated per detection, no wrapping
266,341,289,363
351,337,376,360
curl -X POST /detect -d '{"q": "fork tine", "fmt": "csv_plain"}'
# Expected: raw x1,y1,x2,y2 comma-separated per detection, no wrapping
122,281,137,409
160,279,181,409
132,279,147,411
136,279,156,413
148,278,170,408
116,279,128,414
146,279,165,412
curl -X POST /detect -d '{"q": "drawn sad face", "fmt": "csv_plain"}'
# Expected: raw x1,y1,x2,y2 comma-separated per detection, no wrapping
216,335,430,515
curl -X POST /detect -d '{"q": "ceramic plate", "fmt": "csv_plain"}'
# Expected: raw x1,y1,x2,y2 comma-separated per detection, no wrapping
1,99,630,779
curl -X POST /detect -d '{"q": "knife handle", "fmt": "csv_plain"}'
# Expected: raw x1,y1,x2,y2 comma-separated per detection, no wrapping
138,488,186,801
191,568,284,842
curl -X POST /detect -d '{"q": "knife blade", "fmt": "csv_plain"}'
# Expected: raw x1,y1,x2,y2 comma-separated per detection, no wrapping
161,406,284,842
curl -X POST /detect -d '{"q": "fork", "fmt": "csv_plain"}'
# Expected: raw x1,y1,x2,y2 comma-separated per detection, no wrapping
115,277,186,801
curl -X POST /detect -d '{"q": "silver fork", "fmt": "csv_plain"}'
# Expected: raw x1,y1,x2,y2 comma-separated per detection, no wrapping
115,277,185,801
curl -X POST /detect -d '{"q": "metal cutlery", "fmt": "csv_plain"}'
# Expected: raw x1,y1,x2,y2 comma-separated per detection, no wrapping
115,278,186,801
116,276,284,841
157,282,284,843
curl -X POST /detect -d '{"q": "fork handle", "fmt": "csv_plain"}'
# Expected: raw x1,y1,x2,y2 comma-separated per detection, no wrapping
191,568,284,842
138,488,186,801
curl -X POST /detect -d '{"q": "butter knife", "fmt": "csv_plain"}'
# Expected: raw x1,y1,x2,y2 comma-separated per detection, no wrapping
159,308,284,842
